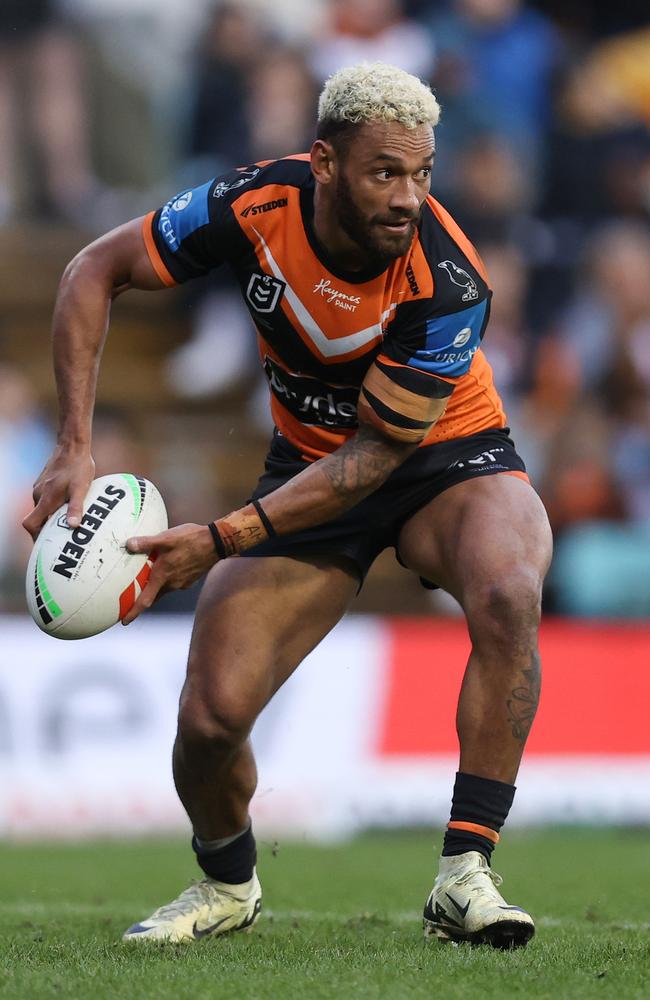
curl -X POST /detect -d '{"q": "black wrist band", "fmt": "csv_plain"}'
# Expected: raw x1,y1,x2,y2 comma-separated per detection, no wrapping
252,498,277,538
207,521,227,559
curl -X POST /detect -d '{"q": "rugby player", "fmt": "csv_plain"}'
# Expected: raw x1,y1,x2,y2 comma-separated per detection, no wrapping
24,64,552,949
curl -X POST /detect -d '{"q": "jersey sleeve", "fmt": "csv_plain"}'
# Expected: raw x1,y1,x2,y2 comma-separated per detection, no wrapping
142,165,262,285
358,293,491,443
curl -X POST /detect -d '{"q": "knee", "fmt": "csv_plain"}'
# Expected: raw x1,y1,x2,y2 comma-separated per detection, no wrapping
465,567,543,649
177,688,254,755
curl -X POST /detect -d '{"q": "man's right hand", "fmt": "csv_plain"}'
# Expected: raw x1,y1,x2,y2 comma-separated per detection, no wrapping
22,445,95,540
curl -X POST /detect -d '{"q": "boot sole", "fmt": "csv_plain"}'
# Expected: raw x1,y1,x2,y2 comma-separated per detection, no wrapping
424,917,535,950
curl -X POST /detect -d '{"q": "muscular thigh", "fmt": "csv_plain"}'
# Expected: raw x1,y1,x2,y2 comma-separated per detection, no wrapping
183,554,359,725
397,475,553,605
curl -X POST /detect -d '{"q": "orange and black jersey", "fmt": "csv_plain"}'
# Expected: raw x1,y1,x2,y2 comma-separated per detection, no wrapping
143,155,506,461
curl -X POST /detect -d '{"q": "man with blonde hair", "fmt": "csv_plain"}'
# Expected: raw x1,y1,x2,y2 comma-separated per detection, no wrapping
25,63,552,949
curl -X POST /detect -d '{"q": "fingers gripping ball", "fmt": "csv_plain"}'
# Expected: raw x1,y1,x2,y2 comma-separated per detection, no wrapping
25,474,168,639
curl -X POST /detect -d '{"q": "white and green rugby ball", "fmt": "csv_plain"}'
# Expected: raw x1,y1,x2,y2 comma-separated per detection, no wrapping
26,473,168,639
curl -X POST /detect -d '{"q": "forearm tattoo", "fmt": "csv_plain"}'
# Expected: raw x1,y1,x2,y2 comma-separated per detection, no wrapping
214,425,414,549
321,424,412,506
506,651,541,744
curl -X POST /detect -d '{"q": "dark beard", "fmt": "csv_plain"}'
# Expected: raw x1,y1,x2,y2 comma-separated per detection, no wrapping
335,171,418,268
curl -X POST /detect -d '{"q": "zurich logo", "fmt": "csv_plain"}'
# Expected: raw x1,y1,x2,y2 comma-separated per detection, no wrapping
171,190,193,211
453,328,472,348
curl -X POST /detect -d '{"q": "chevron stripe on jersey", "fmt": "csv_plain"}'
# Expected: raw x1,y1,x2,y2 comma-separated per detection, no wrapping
252,226,394,362
144,156,506,459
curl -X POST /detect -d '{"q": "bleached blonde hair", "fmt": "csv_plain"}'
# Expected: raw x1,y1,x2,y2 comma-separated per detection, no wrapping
317,63,440,132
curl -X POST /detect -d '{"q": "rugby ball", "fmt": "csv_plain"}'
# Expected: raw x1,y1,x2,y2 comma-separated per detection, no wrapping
26,473,168,639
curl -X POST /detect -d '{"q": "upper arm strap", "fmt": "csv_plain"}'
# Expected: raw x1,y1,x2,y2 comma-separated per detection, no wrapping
358,356,452,443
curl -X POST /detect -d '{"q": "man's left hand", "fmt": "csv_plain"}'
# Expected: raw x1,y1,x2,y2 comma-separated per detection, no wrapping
122,523,218,625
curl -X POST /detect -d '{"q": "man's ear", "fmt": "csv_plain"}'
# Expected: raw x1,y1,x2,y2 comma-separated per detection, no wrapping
310,139,337,185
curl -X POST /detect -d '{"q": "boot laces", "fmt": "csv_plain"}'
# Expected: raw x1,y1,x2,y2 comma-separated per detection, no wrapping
456,864,504,893
149,879,224,921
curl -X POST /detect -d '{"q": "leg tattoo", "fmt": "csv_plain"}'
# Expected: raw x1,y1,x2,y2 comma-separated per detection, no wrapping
506,651,541,744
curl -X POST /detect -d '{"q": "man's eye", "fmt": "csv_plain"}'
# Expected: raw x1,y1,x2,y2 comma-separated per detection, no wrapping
418,168,432,179
377,170,392,180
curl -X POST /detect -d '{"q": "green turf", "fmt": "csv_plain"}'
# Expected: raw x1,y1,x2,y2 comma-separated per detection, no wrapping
0,829,648,999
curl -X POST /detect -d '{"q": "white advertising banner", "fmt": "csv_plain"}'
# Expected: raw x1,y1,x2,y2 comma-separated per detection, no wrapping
1,615,649,838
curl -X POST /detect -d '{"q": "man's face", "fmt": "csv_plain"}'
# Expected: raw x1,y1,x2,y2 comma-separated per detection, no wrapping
333,122,435,266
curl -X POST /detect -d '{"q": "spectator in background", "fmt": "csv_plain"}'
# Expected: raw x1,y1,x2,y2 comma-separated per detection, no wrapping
168,37,318,410
0,0,97,223
310,0,435,82
543,26,650,228
443,133,536,245
423,0,561,177
167,4,267,404
247,47,318,161
441,133,562,331
477,242,530,415
540,404,626,536
549,221,650,440
186,3,266,180
531,220,650,616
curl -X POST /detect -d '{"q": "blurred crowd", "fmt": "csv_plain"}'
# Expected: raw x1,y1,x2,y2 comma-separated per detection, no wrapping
2,0,650,617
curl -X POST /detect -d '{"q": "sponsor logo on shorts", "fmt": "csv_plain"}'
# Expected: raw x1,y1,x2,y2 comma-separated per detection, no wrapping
240,197,288,218
264,356,359,428
448,447,508,472
247,273,285,314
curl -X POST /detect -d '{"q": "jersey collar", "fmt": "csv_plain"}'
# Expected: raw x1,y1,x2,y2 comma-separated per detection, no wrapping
299,178,394,286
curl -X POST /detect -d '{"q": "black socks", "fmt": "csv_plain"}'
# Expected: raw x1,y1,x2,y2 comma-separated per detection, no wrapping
192,824,257,884
442,771,516,864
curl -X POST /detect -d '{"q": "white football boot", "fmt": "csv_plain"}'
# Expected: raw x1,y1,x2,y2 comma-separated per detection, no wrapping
423,852,534,949
123,870,262,944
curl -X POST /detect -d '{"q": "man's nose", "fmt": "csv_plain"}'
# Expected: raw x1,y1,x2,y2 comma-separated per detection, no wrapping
388,178,421,216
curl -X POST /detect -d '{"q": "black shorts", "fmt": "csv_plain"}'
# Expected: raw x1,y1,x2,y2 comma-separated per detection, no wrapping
244,427,528,587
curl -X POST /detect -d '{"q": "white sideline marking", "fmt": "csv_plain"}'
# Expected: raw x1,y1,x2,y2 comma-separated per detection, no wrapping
1,903,648,932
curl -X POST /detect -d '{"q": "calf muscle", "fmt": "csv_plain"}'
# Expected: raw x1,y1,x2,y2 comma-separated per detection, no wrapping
173,554,358,838
399,474,552,784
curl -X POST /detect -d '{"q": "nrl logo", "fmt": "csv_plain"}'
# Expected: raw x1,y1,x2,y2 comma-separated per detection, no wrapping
246,273,285,313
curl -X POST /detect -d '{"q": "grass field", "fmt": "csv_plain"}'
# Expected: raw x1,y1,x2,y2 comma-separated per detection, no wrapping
1,829,648,999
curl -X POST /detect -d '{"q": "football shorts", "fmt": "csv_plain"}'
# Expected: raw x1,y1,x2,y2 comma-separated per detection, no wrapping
243,426,529,587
